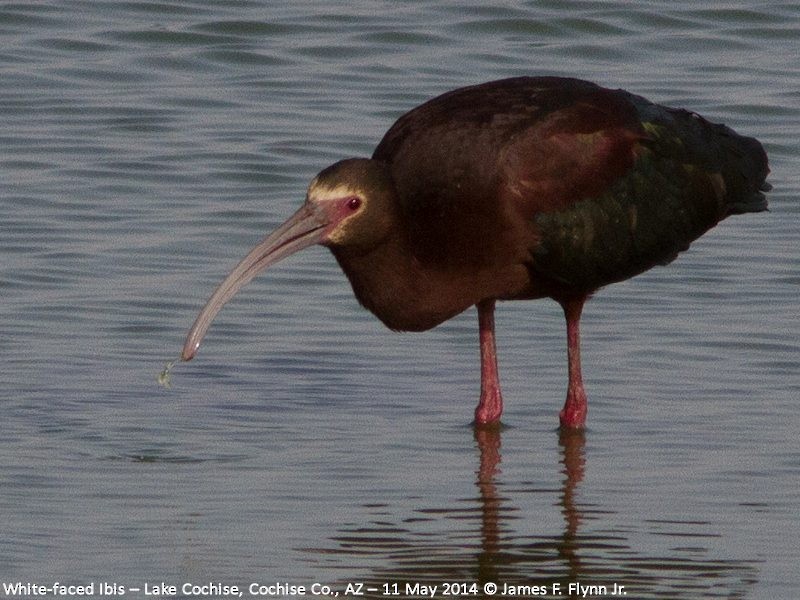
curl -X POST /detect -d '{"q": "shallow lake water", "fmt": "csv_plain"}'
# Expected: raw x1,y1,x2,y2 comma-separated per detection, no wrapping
1,2,798,599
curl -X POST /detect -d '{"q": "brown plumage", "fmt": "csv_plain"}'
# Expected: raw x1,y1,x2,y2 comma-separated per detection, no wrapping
182,76,770,429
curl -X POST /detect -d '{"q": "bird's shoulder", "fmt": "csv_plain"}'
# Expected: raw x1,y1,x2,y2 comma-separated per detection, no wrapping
373,77,647,214
494,80,647,215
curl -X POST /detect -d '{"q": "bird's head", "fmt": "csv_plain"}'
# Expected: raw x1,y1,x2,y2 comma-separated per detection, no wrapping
307,158,396,250
181,158,395,361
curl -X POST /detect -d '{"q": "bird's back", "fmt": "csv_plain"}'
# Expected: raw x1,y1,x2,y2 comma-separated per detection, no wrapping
373,77,769,299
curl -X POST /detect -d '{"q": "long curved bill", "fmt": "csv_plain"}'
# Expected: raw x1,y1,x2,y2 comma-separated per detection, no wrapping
182,203,327,361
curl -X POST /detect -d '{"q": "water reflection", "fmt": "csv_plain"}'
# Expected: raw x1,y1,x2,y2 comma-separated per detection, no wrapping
474,426,503,585
556,429,585,586
308,426,758,598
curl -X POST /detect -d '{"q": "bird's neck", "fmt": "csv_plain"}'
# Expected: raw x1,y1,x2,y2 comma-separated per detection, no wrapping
329,234,473,332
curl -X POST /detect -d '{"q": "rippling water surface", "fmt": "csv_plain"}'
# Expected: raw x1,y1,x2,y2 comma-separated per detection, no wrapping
1,2,798,599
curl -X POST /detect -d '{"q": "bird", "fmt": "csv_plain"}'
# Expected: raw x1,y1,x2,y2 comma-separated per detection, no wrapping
181,76,769,429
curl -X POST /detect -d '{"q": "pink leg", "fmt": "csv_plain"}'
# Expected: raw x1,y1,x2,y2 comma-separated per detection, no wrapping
559,296,588,429
474,299,503,426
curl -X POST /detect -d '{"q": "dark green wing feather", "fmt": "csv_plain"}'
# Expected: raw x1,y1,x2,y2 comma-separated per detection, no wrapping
525,91,769,293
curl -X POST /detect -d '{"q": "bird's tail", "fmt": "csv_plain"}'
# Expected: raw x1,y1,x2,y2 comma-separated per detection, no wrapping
728,179,770,215
716,124,771,216
656,104,771,216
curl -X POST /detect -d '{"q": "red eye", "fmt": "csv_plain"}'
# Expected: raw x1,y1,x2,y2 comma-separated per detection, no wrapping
347,196,362,211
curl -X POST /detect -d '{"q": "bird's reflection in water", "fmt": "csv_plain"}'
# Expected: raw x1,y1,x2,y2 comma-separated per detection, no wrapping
473,425,503,584
557,428,586,582
474,426,587,588
308,425,756,598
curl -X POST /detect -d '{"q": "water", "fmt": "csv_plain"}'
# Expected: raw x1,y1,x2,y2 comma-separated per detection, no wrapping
1,2,798,598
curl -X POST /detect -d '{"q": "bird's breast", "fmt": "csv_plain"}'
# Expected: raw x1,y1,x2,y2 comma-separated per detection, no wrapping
330,237,531,332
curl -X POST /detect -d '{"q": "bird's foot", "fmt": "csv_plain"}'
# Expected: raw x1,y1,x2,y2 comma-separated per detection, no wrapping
559,390,587,429
474,389,503,427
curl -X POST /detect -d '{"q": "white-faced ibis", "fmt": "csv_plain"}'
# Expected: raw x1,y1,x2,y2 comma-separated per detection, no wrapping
182,77,769,429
